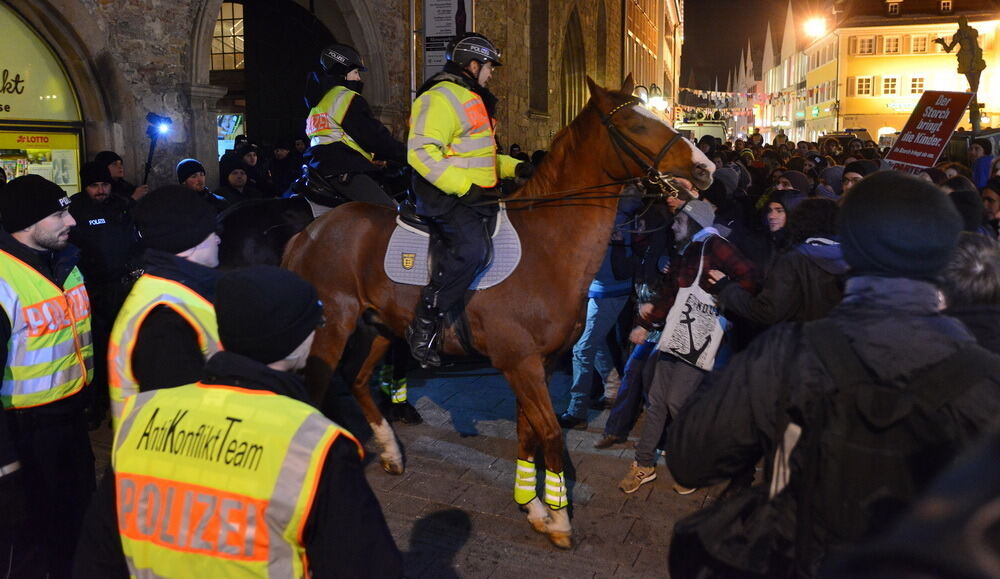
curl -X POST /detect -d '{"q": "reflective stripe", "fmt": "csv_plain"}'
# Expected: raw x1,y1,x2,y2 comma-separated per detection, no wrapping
389,378,407,403
108,275,219,426
115,383,362,577
544,470,568,510
305,86,374,161
514,459,537,505
407,80,502,195
0,251,92,409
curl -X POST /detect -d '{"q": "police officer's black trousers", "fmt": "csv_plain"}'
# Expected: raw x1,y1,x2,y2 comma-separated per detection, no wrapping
423,203,492,315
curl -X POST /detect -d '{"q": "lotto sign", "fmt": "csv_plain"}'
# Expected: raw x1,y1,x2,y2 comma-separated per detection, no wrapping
884,91,974,173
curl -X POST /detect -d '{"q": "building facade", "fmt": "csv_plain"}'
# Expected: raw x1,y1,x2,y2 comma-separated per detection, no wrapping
3,0,681,190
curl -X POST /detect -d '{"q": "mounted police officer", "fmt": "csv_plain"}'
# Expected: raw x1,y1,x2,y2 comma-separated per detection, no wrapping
405,32,530,367
298,43,406,210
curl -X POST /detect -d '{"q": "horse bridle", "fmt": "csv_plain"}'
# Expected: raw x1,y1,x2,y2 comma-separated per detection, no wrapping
601,98,686,198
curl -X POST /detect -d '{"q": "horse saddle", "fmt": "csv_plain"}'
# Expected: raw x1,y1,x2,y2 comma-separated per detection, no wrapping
384,202,522,288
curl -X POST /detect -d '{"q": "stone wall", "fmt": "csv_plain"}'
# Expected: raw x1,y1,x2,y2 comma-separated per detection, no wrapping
23,0,625,187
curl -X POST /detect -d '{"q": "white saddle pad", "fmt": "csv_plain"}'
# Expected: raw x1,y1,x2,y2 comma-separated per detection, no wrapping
384,206,522,289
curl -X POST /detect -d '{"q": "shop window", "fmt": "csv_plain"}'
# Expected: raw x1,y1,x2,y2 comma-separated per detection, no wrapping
882,76,898,95
911,35,928,53
857,36,875,55
884,36,900,54
910,77,925,94
940,1,953,13
212,2,245,71
856,76,873,96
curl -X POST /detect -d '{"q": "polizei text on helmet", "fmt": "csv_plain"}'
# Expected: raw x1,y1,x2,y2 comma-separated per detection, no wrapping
135,407,264,471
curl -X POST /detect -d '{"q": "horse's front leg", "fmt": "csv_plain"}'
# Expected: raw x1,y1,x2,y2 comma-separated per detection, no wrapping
501,354,572,549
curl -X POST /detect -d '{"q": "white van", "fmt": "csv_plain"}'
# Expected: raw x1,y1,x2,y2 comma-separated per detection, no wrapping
674,120,729,144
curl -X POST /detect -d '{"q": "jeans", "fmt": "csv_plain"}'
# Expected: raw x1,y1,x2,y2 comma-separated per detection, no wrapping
565,295,630,419
604,339,657,438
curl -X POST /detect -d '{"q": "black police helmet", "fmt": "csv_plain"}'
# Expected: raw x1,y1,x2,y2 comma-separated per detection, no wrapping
320,44,367,76
446,33,502,68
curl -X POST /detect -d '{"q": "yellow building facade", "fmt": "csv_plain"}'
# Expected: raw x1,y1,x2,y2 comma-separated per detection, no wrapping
837,16,999,142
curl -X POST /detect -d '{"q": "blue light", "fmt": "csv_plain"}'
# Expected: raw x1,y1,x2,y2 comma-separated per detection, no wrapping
158,123,170,134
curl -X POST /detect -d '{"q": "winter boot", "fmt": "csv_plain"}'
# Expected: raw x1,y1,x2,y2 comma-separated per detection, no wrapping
406,303,441,368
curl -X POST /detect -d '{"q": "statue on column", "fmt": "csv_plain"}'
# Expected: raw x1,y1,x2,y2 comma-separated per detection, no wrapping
935,16,987,131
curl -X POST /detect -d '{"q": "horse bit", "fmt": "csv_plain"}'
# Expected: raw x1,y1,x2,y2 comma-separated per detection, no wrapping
601,98,687,199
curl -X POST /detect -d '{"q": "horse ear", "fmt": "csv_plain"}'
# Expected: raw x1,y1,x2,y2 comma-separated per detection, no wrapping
586,76,604,99
621,74,635,96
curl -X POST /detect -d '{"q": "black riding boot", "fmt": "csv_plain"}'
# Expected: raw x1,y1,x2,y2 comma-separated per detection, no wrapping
406,300,442,368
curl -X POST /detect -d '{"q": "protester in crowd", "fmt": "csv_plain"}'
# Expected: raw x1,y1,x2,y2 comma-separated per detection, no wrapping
74,266,404,578
841,160,877,194
0,175,94,576
176,157,228,213
938,161,972,180
95,150,149,201
666,172,1000,577
983,178,1000,238
816,165,844,199
969,138,994,189
69,161,141,426
711,198,845,326
776,169,811,196
559,194,643,429
106,186,222,424
619,200,756,495
941,233,1000,354
917,166,947,185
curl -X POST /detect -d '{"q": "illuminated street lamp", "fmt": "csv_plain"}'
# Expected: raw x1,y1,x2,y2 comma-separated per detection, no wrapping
804,17,827,38
633,85,649,103
647,83,668,110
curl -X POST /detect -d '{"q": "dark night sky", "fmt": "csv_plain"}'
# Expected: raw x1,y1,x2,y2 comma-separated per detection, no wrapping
681,0,827,90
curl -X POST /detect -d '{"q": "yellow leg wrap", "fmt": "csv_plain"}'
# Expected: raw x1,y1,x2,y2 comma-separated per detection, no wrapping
390,377,407,403
544,470,568,510
514,459,537,505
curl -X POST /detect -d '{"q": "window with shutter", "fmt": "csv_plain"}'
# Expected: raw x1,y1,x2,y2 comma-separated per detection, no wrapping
847,77,857,97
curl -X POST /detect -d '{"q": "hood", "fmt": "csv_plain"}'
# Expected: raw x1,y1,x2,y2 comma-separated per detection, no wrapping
793,237,848,275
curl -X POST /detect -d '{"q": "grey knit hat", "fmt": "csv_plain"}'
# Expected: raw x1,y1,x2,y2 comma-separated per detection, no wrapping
681,199,716,229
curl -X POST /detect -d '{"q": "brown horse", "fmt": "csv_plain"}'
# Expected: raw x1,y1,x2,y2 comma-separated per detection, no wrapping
282,76,714,549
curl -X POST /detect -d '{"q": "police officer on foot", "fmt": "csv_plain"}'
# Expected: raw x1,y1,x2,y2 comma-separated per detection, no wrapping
107,186,222,425
0,175,95,576
300,43,405,208
405,32,530,366
74,266,403,578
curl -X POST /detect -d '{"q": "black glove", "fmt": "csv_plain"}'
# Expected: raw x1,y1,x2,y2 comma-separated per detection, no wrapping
515,162,534,180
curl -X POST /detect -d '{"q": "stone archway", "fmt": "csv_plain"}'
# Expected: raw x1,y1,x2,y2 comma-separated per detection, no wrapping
5,0,116,155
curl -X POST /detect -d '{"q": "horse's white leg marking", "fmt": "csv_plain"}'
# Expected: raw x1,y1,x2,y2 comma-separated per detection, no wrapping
370,419,403,474
522,497,551,534
545,506,571,533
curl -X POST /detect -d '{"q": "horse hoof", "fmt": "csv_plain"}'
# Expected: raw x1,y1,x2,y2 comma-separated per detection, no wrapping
547,531,572,550
527,515,550,534
381,460,405,475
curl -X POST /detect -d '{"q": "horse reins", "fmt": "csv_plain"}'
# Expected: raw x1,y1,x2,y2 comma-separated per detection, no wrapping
600,98,686,199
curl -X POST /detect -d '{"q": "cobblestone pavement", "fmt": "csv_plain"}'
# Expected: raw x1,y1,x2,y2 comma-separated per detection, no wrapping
91,359,720,578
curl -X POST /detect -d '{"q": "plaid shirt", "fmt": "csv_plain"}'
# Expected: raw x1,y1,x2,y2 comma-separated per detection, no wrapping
641,234,758,329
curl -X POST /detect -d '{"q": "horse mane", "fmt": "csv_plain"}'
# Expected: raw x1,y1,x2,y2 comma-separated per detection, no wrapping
509,87,636,201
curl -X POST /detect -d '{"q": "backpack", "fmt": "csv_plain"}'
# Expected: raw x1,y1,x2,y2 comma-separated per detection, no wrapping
671,319,1000,578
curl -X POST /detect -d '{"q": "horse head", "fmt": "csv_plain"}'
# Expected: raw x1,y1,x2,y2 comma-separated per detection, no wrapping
585,75,715,192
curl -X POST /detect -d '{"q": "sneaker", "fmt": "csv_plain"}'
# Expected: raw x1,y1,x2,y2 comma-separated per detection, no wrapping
619,461,656,494
593,434,626,449
672,483,698,495
557,413,588,430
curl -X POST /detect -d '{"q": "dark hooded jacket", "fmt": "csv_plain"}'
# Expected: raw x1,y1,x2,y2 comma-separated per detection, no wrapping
667,276,1000,575
717,237,848,325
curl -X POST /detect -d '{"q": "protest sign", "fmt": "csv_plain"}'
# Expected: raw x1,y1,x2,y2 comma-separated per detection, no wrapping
884,91,973,173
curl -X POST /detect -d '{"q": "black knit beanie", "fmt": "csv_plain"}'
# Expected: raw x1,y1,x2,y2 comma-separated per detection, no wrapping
176,158,206,184
843,160,875,179
0,175,71,232
215,266,324,364
80,161,112,188
132,186,218,253
838,172,962,280
949,188,988,232
94,150,123,169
